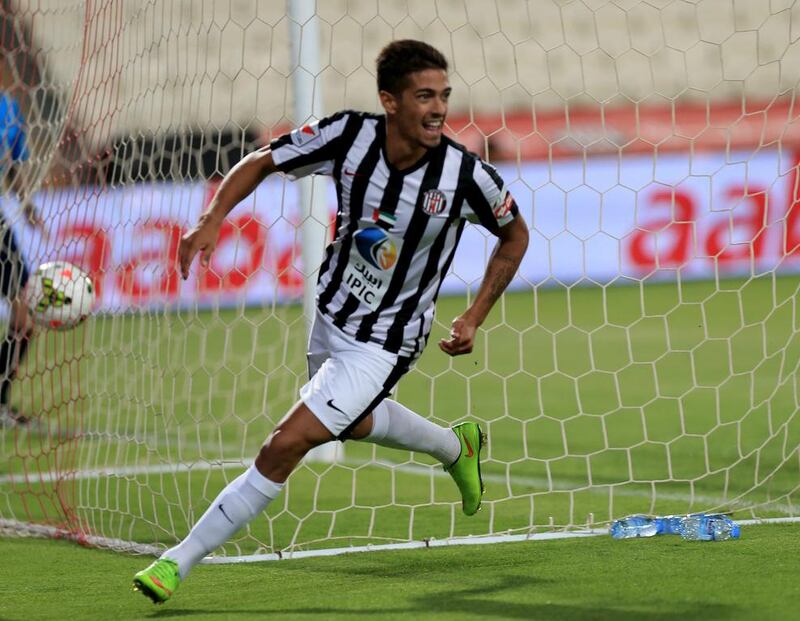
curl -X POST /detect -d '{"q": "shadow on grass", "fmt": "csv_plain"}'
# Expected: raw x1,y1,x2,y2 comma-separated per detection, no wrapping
147,574,737,620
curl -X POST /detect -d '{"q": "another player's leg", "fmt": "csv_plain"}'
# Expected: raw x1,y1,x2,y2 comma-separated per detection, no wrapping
0,224,33,428
0,337,32,426
133,402,333,604
351,400,486,516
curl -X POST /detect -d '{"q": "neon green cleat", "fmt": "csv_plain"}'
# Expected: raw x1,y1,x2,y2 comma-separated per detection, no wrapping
444,422,486,516
132,558,180,604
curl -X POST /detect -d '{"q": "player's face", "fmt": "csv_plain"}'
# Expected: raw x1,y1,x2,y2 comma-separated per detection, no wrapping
383,69,451,150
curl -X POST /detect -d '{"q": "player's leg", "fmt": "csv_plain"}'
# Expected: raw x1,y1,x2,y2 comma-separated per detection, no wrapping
349,402,486,516
349,400,460,464
166,401,331,571
0,225,33,427
133,401,333,603
134,314,354,603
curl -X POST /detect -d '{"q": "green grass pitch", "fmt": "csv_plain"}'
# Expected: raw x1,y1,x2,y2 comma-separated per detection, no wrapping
1,524,798,620
1,274,799,616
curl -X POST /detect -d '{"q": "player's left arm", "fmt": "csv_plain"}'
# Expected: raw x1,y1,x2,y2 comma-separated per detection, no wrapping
439,213,529,356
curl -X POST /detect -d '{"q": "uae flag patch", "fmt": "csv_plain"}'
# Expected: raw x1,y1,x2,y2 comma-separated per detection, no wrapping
372,209,397,228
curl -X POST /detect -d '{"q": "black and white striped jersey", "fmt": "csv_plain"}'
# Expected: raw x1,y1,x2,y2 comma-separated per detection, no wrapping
270,110,518,358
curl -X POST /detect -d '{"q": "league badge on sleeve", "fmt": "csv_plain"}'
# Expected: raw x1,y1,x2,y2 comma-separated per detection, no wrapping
291,121,321,146
493,191,516,221
421,189,447,215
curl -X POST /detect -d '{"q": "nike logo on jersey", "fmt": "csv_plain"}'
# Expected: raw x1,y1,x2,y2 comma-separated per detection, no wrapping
218,503,234,524
326,399,346,414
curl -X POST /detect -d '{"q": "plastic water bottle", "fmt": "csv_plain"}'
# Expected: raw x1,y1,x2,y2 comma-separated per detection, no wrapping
609,515,663,539
679,513,740,541
658,515,683,535
660,513,725,536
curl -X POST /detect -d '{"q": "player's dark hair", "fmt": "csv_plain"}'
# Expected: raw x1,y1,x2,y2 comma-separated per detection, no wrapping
376,40,449,95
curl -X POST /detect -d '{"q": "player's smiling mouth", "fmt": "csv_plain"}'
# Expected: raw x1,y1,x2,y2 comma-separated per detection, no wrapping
422,118,444,137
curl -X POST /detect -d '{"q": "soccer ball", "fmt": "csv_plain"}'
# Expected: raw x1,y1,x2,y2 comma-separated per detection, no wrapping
24,262,95,330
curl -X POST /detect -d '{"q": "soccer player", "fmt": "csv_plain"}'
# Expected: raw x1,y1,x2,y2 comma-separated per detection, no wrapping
0,87,41,428
133,39,529,603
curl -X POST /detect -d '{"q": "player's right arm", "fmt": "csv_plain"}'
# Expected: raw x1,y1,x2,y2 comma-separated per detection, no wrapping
178,147,277,279
179,111,350,279
0,93,43,232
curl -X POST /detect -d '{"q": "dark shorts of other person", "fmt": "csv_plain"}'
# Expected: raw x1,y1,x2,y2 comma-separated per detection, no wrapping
0,219,29,299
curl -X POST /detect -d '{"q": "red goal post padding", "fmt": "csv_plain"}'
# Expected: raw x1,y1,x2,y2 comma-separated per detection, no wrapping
377,98,800,162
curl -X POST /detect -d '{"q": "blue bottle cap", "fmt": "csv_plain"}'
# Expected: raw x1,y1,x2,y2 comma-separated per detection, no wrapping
731,524,741,539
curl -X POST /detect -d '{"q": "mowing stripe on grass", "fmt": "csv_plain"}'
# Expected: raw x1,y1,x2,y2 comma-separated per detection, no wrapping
2,456,796,515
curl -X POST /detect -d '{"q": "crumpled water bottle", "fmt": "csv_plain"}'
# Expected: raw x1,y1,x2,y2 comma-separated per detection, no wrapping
661,514,692,535
678,513,740,541
609,515,663,539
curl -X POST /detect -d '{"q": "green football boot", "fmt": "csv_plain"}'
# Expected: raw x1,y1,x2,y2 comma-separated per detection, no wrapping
444,422,486,516
132,558,180,604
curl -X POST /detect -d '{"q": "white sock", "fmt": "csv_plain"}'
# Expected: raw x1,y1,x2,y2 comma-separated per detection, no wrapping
162,465,284,578
363,399,461,465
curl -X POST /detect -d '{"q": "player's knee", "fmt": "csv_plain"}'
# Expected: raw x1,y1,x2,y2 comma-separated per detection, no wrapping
259,427,312,462
348,414,374,440
254,427,315,481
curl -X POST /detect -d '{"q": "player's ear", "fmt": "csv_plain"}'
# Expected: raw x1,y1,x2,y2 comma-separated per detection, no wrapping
379,89,399,115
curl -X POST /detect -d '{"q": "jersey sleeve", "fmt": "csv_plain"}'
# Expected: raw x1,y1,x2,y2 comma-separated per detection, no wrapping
269,111,350,180
0,95,29,162
462,160,518,233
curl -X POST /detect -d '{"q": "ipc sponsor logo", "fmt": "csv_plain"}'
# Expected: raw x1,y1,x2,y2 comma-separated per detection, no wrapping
354,227,398,270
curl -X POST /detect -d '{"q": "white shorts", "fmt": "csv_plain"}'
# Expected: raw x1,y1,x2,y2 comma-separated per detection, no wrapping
300,311,414,439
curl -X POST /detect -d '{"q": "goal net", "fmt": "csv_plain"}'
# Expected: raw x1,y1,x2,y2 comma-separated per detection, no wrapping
2,0,800,558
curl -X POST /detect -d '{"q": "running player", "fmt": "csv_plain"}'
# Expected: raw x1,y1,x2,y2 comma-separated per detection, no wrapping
133,39,529,603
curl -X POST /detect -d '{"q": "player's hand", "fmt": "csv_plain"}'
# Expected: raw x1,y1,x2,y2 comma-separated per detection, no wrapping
438,315,478,356
21,200,47,235
178,214,223,279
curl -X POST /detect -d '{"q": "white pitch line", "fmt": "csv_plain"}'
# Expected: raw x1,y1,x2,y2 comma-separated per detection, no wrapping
2,456,797,515
361,459,797,514
0,459,249,484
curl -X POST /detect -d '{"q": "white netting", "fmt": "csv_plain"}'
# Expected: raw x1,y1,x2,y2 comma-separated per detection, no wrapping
1,0,800,557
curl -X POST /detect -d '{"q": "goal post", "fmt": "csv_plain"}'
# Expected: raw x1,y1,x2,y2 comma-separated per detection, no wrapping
287,0,343,464
1,0,800,559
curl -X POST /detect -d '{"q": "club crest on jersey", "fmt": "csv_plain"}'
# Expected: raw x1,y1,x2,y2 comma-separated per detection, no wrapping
421,189,447,215
354,228,398,270
291,121,320,146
